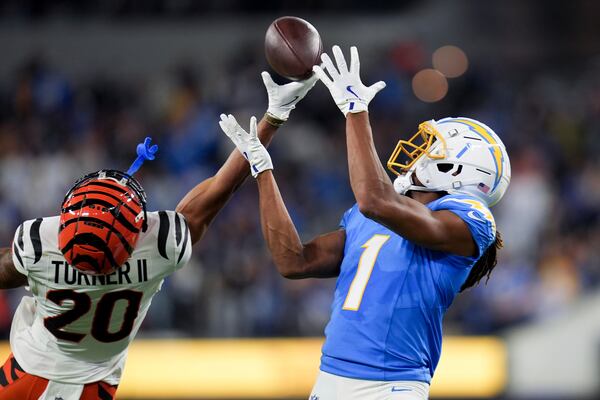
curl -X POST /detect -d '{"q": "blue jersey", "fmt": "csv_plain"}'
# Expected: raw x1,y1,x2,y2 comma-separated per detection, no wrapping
320,194,496,383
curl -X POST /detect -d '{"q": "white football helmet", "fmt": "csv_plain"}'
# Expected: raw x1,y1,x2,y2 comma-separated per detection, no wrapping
387,117,511,207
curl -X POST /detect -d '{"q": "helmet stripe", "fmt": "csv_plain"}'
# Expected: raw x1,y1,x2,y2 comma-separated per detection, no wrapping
59,216,134,255
451,119,504,191
63,199,140,233
84,180,127,194
69,190,139,216
82,181,142,207
60,233,119,270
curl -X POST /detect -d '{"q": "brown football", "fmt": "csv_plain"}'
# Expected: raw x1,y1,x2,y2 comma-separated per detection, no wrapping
265,16,323,81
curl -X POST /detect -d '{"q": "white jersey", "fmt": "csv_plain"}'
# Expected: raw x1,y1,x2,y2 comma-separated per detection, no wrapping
9,211,192,385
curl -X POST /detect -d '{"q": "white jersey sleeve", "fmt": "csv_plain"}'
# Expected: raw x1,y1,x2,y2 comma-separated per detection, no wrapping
148,210,192,276
9,211,192,386
11,218,44,277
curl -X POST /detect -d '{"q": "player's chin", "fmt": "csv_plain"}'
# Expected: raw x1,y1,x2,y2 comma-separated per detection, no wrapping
405,190,416,199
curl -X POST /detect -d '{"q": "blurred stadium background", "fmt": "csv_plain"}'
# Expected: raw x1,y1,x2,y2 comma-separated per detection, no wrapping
0,0,599,398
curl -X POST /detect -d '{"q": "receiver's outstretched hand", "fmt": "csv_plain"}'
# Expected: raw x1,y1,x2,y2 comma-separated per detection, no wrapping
313,45,386,116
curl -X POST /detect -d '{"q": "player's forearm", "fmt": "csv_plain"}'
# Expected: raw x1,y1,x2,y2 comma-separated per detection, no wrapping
0,247,27,289
346,112,397,213
256,171,313,278
176,117,278,244
345,113,445,240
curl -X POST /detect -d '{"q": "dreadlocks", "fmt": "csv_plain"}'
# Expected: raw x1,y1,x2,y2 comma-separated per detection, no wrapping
460,230,503,292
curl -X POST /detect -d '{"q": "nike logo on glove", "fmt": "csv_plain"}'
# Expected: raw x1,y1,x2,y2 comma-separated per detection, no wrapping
346,85,362,100
281,95,300,107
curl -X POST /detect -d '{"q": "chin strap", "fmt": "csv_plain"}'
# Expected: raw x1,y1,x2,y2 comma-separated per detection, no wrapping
394,173,492,208
393,172,431,195
392,170,458,195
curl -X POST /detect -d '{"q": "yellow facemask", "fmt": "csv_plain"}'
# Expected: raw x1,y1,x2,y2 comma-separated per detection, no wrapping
386,121,448,176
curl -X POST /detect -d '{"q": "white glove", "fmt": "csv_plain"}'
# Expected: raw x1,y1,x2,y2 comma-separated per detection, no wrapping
262,71,318,121
313,45,386,116
219,113,273,178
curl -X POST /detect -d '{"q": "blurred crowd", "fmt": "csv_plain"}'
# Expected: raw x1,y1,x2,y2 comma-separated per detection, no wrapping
0,39,598,338
0,0,416,18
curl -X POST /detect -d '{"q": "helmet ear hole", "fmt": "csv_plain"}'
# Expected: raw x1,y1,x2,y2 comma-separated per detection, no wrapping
451,164,463,176
437,163,454,173
436,163,463,176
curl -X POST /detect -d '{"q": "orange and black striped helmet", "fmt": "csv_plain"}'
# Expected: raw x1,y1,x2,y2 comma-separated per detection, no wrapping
59,170,147,275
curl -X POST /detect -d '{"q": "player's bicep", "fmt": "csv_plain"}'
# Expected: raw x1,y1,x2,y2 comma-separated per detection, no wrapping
426,210,478,256
295,229,346,279
364,195,477,257
429,197,497,258
0,247,27,289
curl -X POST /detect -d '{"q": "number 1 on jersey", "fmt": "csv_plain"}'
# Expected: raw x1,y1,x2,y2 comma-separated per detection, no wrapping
342,234,390,311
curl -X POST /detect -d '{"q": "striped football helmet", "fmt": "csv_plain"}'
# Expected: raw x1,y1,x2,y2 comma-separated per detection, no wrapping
387,117,511,207
59,170,147,275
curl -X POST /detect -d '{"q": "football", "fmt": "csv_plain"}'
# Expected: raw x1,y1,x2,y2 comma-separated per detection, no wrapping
265,16,323,81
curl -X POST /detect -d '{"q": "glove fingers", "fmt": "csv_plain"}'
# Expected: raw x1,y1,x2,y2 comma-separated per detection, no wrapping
227,114,245,140
369,81,387,94
227,114,241,130
219,120,237,143
261,71,275,89
320,53,340,80
219,114,231,131
332,45,348,74
219,113,232,135
299,72,319,90
350,46,360,74
250,116,258,139
312,65,333,89
306,72,319,87
220,113,229,128
227,114,237,123
218,120,227,134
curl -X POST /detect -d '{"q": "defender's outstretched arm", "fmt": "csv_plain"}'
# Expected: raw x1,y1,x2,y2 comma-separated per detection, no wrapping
0,248,27,289
177,72,317,245
314,45,475,257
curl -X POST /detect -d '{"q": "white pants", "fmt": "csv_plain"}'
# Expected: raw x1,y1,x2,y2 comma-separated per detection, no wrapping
309,371,429,400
